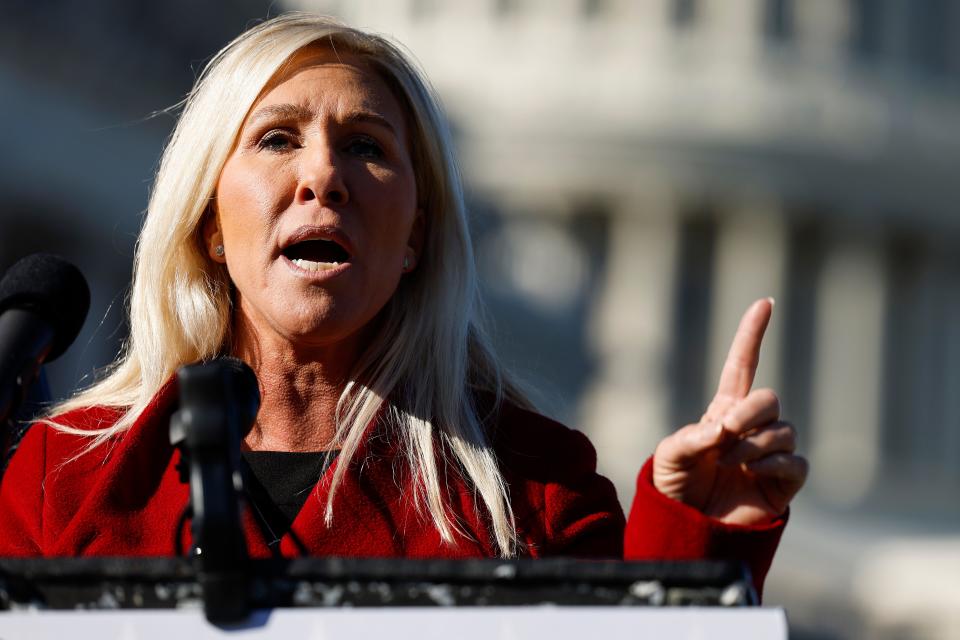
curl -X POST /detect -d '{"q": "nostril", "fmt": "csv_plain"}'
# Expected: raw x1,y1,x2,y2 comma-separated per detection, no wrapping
296,180,347,206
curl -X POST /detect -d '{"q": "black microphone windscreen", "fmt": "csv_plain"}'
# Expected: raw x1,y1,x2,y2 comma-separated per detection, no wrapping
0,254,91,361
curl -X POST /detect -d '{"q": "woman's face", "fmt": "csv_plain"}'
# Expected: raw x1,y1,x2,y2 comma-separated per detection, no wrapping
210,48,422,353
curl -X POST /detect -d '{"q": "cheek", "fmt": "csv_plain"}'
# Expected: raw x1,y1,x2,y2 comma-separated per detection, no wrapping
217,158,290,234
369,216,416,271
363,171,418,244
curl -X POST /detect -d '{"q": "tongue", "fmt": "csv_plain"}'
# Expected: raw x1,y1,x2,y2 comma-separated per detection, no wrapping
285,239,349,263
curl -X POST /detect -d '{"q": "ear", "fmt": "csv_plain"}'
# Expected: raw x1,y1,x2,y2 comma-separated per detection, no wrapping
202,209,227,264
403,209,426,273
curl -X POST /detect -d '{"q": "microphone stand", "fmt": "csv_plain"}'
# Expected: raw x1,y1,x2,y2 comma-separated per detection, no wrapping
0,368,52,478
0,310,54,473
169,358,260,624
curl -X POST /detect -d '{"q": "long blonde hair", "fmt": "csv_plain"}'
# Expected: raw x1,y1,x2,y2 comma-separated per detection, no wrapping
50,13,530,557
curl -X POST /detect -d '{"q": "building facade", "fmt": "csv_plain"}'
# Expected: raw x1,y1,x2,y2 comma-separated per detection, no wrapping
1,1,958,637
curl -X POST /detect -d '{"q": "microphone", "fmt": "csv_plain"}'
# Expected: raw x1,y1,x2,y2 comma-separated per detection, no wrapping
169,356,260,623
0,254,90,425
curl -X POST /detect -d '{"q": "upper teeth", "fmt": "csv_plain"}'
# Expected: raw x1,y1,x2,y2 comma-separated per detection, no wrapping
292,258,340,271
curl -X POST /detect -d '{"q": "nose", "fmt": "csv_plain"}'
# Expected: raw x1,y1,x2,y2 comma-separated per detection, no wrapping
295,146,348,206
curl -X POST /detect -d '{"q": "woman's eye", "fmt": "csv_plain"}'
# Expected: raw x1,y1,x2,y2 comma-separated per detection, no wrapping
345,136,384,159
257,130,297,151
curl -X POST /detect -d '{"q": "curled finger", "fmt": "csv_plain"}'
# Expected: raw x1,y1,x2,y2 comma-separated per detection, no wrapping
745,452,809,495
720,388,781,437
655,420,725,468
718,421,796,467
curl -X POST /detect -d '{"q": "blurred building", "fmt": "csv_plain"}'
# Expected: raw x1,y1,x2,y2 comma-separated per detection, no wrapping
292,1,960,637
2,1,959,638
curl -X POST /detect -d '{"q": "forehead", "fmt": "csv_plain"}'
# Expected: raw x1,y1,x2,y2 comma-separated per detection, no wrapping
249,47,408,129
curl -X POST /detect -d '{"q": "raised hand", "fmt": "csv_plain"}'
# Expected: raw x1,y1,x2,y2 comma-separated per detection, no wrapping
652,298,808,525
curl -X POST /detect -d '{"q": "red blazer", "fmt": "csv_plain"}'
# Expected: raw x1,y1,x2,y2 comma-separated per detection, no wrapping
0,381,785,593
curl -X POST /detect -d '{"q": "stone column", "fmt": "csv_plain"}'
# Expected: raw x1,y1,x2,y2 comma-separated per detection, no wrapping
699,0,766,59
794,0,852,66
705,199,787,402
579,191,679,507
890,243,960,490
809,232,886,505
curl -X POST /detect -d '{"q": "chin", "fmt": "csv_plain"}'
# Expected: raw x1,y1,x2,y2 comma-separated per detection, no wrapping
237,286,389,354
281,307,382,350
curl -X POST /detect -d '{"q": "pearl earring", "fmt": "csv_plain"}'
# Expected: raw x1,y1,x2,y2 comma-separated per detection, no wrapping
403,256,410,270
215,245,225,257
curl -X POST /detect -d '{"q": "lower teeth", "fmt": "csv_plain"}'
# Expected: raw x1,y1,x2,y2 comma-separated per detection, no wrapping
292,258,340,272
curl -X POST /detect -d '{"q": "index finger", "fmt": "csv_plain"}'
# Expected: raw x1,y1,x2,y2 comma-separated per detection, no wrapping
714,298,774,400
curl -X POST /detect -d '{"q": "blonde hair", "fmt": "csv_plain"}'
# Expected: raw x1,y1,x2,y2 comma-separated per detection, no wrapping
50,13,531,557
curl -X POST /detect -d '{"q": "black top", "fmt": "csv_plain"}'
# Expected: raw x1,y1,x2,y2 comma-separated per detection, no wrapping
240,450,339,548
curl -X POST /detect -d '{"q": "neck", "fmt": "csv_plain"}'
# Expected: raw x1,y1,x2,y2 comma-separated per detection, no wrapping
232,314,366,453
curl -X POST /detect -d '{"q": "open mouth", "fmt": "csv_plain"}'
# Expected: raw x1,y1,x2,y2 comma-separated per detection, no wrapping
282,239,351,272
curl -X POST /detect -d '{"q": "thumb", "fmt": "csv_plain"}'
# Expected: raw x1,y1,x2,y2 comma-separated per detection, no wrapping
656,420,726,467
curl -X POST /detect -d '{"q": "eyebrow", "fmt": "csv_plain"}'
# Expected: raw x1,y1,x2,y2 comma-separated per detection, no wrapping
343,112,399,137
246,103,313,126
246,103,399,137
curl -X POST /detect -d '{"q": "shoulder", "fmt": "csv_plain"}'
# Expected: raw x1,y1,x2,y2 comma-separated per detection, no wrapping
489,401,599,482
41,379,177,449
11,404,118,455
0,404,127,556
0,382,182,556
5,406,125,487
10,379,177,472
485,399,625,557
50,404,125,432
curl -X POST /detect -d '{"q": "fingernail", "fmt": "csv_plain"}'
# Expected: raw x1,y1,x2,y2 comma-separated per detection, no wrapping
766,296,776,308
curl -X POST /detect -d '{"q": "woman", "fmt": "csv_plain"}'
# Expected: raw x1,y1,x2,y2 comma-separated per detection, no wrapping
0,14,806,594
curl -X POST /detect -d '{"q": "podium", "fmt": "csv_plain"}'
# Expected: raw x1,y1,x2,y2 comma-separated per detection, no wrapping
0,557,787,638
0,363,788,637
